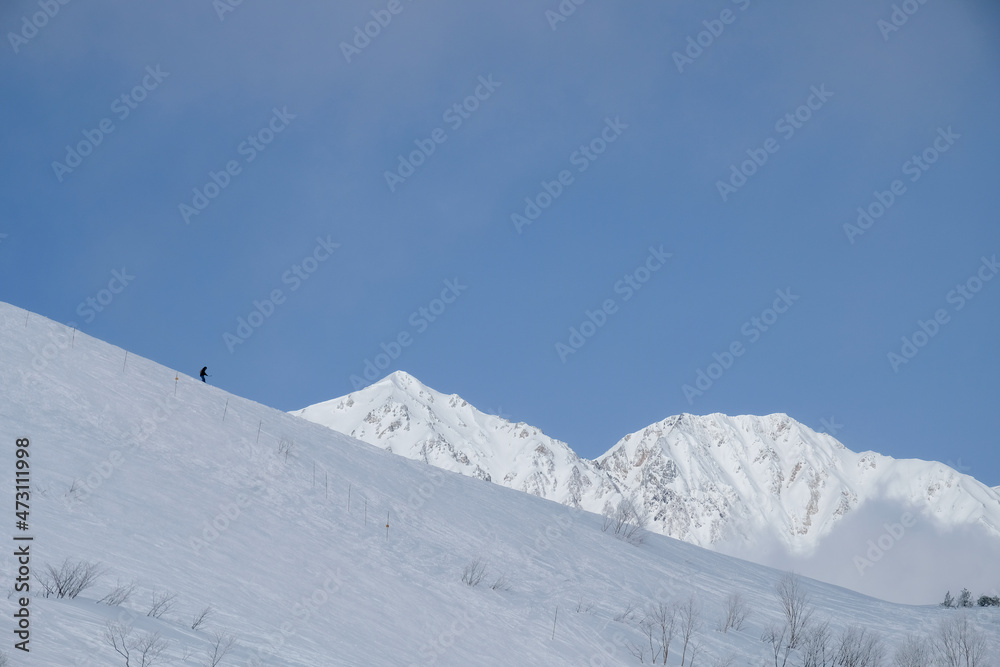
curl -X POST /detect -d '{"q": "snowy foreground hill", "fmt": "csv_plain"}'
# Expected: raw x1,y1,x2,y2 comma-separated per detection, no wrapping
295,373,1000,605
2,303,1000,666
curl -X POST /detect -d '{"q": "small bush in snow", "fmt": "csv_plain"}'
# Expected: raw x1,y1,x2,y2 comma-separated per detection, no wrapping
601,498,646,545
893,634,931,667
206,631,236,666
37,558,105,599
935,614,987,667
677,595,700,666
277,438,294,462
489,571,511,591
800,619,833,667
834,624,884,667
99,579,137,606
191,605,215,630
634,601,677,665
774,574,813,649
717,592,750,633
103,621,169,667
613,600,638,623
461,558,487,587
147,591,177,618
977,595,1000,607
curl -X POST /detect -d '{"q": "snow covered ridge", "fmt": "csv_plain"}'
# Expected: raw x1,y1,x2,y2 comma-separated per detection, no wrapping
294,370,1000,603
3,301,1000,664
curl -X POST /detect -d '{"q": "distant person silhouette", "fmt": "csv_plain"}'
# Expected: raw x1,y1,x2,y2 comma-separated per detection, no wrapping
200,366,209,383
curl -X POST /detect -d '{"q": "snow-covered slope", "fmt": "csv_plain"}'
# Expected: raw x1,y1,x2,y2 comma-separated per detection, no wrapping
3,302,1000,665
295,372,1000,604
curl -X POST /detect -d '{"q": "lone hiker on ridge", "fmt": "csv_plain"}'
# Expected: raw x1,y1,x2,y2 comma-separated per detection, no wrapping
200,366,209,383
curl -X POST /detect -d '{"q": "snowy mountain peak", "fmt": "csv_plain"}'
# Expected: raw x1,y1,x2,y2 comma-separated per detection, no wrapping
294,373,1000,602
291,373,619,509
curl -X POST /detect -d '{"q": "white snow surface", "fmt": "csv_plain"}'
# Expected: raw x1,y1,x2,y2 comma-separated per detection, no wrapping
2,302,1000,666
295,372,1000,605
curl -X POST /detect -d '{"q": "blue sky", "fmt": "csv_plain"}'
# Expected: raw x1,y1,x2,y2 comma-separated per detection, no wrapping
3,0,999,485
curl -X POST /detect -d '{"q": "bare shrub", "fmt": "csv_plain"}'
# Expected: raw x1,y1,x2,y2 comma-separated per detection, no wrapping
99,579,137,606
206,631,236,667
461,558,487,587
103,621,169,667
935,614,987,667
834,624,884,667
762,623,793,667
774,574,813,649
147,591,177,618
614,600,638,623
688,641,700,667
575,597,595,613
801,619,833,667
277,438,293,462
191,605,215,630
37,559,105,599
489,571,511,592
602,498,647,545
678,595,700,666
717,592,750,633
641,601,677,665
893,634,931,667
0,650,8,666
